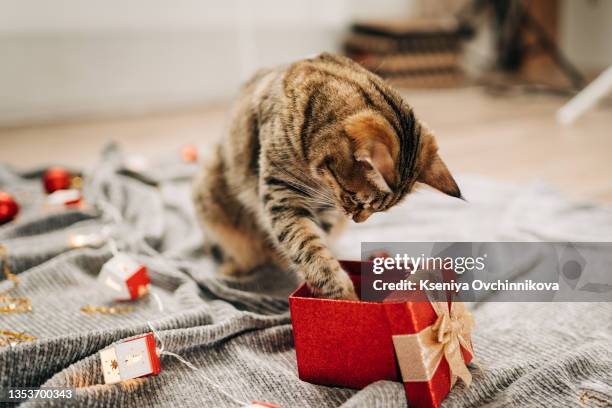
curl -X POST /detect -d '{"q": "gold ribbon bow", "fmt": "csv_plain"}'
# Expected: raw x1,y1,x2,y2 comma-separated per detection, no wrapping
391,301,474,387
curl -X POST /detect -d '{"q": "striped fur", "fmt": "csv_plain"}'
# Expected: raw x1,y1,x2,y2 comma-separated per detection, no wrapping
193,53,461,299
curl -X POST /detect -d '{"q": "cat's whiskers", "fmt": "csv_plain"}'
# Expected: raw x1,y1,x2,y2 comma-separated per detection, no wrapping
281,179,336,208
268,160,337,206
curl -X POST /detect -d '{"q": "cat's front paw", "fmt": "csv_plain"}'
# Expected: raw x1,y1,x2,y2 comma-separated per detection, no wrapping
314,272,359,301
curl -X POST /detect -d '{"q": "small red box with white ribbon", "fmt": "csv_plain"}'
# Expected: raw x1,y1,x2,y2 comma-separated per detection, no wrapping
100,333,160,384
45,189,82,207
98,254,150,301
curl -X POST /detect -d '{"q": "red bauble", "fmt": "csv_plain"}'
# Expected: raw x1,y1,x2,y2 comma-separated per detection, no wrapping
43,167,72,193
0,192,19,225
181,144,198,162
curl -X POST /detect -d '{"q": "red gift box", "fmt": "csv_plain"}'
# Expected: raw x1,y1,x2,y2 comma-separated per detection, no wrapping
45,189,82,207
289,260,474,408
100,333,161,384
98,255,151,301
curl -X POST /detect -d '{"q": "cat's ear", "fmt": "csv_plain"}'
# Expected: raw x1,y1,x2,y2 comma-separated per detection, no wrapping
417,154,462,198
354,142,395,193
417,131,462,199
344,111,399,192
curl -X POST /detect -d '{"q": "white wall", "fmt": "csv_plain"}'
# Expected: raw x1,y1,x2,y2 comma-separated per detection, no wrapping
3,0,608,126
560,0,612,72
0,0,414,126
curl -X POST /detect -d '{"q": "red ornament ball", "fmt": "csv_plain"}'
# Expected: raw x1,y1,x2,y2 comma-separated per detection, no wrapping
0,192,19,225
43,167,72,193
181,144,198,162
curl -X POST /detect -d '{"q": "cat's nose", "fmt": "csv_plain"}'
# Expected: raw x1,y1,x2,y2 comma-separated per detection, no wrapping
352,209,372,223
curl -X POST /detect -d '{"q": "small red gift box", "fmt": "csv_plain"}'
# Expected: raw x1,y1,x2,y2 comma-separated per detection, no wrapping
98,254,151,301
289,260,474,408
100,333,161,384
45,189,82,207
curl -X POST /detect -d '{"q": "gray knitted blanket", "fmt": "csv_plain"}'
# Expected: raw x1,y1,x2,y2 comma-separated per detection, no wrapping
1,145,611,407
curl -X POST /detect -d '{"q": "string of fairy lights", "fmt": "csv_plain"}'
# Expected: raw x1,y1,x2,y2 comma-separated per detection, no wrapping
0,148,280,407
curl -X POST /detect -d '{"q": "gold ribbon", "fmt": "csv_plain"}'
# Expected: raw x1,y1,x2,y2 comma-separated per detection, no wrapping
0,330,37,347
0,245,19,295
81,305,134,314
391,301,474,388
0,244,32,313
0,296,32,313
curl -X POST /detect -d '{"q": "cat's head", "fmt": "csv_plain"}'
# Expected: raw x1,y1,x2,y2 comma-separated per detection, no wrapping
319,109,461,223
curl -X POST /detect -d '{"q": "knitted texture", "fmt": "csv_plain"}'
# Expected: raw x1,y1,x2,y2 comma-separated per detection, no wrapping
1,145,611,407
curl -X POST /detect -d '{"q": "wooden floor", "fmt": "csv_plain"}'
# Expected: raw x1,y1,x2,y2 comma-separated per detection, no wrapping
1,86,611,203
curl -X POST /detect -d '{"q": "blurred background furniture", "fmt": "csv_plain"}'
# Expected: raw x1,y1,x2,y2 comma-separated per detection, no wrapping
557,65,612,125
343,17,471,88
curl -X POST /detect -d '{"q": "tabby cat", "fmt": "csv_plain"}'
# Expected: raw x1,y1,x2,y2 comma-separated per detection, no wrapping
193,53,461,300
